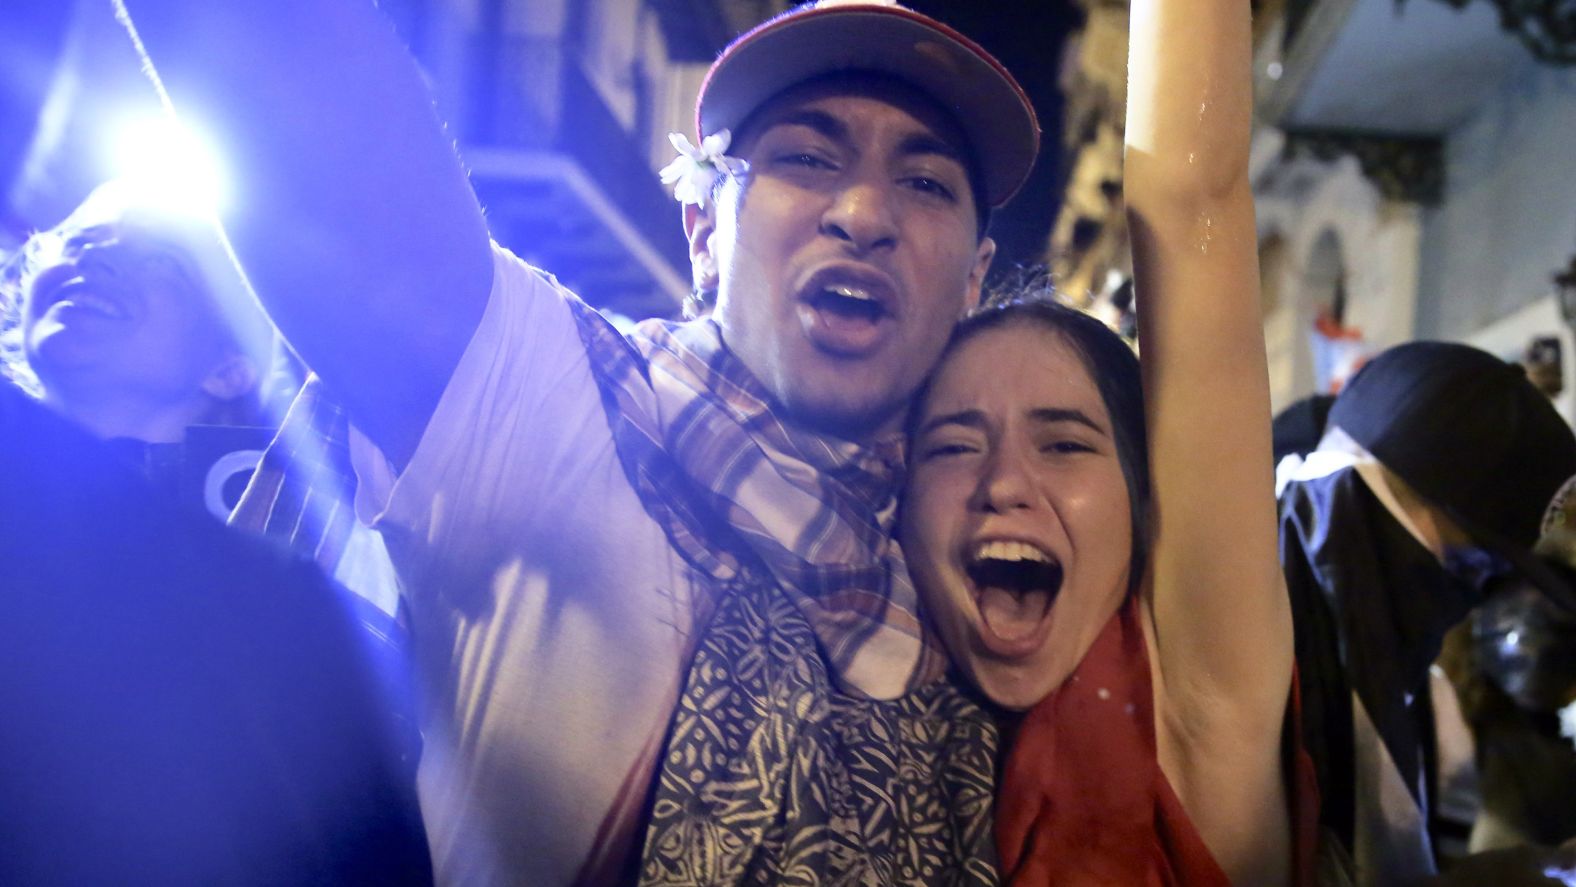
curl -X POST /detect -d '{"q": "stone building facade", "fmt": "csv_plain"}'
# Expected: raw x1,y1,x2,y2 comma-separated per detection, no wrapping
1050,0,1576,417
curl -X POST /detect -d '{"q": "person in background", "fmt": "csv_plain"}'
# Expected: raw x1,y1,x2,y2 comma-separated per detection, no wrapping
1273,393,1335,497
1439,559,1576,853
2,179,275,518
0,375,431,885
3,180,419,797
1280,340,1576,886
1433,491,1576,864
5,181,405,613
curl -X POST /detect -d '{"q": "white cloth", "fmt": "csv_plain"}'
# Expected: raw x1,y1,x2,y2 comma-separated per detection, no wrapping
351,246,709,885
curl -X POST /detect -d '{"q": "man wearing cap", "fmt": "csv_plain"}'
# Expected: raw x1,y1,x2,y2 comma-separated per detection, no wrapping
1279,341,1576,886
111,0,1247,882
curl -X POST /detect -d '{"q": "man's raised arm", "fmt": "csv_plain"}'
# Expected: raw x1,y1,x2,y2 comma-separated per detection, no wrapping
114,0,493,466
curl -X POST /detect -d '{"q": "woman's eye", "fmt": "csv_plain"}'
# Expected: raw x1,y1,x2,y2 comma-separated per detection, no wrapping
919,441,977,460
1042,440,1094,456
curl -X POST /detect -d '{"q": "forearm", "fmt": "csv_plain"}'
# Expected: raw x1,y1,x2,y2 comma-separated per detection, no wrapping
113,0,492,464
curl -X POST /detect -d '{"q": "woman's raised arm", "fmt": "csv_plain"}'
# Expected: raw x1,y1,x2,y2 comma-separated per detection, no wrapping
1125,0,1294,882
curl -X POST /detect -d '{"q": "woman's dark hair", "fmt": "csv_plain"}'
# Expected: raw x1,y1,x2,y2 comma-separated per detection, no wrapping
911,290,1152,596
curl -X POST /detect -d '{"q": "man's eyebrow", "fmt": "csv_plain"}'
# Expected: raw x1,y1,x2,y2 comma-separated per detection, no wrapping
1028,407,1108,435
60,223,115,245
897,131,966,165
762,109,849,145
917,408,986,436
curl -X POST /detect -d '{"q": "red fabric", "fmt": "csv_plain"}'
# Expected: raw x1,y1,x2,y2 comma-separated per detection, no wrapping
996,596,1320,886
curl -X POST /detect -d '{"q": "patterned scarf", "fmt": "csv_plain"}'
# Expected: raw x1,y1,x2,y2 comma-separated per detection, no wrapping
229,376,358,577
567,298,947,699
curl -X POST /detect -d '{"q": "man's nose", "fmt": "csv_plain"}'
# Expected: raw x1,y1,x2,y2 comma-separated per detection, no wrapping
819,179,898,252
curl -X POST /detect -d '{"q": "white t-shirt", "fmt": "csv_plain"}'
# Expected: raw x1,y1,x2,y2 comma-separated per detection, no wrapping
352,245,708,885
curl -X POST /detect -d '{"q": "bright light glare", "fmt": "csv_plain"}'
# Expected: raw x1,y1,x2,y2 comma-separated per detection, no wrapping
107,115,228,216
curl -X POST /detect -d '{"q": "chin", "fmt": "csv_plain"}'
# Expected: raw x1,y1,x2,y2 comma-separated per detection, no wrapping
784,386,904,441
972,659,1057,712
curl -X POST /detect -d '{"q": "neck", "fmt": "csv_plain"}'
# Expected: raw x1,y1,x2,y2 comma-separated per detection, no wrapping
41,385,212,444
799,411,902,449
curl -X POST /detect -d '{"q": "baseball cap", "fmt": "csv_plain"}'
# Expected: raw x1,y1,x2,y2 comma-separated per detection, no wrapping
1272,393,1336,464
695,0,1040,208
1330,340,1576,608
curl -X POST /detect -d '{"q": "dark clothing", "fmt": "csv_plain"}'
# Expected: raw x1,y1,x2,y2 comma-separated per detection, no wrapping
1281,467,1481,880
0,381,431,885
1466,681,1576,845
1447,585,1576,847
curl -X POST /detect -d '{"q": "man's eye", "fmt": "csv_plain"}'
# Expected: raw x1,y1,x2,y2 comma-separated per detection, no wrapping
60,232,106,256
139,250,186,273
776,152,835,170
905,176,956,201
135,248,200,289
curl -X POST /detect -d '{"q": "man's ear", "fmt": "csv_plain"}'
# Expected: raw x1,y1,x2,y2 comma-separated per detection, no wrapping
683,203,720,293
964,236,997,311
200,353,259,402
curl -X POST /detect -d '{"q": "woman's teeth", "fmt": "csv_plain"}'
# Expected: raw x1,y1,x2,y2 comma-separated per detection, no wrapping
971,540,1052,564
966,541,1062,600
966,542,1062,647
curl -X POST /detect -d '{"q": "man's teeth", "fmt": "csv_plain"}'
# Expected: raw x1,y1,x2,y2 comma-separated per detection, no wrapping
971,540,1052,565
813,284,884,322
827,285,875,302
59,291,126,319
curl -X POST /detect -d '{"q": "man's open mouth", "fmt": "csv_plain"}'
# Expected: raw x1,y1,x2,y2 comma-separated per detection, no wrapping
47,280,131,320
808,284,887,324
798,273,897,357
966,540,1062,649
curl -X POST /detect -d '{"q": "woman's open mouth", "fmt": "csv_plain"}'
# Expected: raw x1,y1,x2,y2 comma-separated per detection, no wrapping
965,540,1062,657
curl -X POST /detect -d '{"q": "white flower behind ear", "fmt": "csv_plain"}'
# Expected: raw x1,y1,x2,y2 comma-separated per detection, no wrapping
659,130,749,210
1561,699,1576,749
